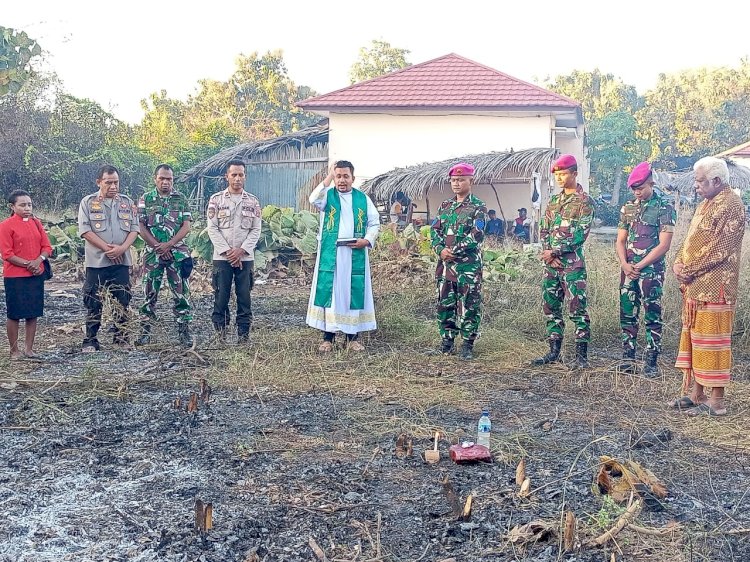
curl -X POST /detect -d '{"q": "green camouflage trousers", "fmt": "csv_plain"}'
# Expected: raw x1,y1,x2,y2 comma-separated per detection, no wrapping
542,265,590,342
620,271,664,352
437,278,482,340
139,259,192,323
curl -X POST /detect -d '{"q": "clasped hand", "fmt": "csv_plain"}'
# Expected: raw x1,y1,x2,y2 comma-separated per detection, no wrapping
673,262,694,284
25,257,43,275
154,241,174,261
104,244,126,264
225,247,246,268
539,249,562,269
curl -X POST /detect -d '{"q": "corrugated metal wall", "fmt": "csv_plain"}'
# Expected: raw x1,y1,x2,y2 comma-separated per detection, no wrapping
245,142,328,210
194,141,328,212
246,161,323,209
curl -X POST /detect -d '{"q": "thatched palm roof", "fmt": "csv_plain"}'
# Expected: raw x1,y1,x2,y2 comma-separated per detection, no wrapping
177,120,329,183
361,148,558,201
670,159,750,193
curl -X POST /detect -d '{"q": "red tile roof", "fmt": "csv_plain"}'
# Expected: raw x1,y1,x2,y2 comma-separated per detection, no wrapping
298,53,580,110
717,140,750,158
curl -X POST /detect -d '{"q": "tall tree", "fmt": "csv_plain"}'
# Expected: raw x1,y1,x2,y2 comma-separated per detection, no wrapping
637,61,750,168
349,40,410,84
587,111,650,206
546,70,644,202
229,50,318,139
24,93,154,208
137,90,190,166
0,26,42,96
544,69,641,122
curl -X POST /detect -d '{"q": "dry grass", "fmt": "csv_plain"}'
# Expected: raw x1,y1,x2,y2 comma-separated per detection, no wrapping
5,219,748,560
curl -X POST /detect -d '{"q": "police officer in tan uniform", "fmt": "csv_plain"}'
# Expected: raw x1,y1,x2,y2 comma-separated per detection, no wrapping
78,164,140,352
206,159,262,343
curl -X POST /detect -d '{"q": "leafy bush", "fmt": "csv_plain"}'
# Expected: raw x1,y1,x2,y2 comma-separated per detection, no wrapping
44,205,320,275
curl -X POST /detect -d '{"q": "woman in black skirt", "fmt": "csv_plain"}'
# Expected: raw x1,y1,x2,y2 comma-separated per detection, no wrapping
0,190,53,358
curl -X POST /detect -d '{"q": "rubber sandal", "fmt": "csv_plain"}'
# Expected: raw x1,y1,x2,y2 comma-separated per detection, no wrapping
668,396,697,410
683,403,727,417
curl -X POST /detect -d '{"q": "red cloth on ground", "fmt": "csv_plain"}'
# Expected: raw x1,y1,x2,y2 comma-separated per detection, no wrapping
0,214,53,278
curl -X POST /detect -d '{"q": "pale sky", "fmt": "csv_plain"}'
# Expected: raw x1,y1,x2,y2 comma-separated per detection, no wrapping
5,0,748,124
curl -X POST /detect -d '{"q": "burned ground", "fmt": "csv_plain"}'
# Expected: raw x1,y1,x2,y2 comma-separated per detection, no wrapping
1,273,750,562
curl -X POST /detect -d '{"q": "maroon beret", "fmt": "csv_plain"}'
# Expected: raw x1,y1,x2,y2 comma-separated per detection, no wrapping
448,162,475,177
551,154,578,172
627,161,653,188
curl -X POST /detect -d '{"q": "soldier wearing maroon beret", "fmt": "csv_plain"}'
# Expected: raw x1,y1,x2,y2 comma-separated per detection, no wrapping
430,162,488,360
616,162,675,376
533,154,595,368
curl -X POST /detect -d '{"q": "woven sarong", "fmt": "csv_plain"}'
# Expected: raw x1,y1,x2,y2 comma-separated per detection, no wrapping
675,299,734,392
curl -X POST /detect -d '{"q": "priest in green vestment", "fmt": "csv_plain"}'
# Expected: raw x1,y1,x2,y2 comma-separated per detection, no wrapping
306,160,380,352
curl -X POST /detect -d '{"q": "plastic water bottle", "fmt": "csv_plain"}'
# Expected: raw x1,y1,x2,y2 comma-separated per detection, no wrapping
477,410,491,449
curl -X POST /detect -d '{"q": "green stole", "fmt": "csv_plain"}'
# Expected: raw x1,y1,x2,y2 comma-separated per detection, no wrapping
313,188,368,310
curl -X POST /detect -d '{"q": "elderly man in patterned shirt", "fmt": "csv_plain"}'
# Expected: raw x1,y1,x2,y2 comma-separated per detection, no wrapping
671,156,745,417
616,162,675,376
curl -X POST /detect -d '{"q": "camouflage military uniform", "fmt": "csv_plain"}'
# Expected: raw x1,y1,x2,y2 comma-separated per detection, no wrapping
539,185,595,342
138,190,193,323
618,192,676,352
430,194,487,341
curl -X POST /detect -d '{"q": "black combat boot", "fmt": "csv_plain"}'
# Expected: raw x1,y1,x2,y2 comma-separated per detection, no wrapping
571,342,589,369
618,348,636,373
459,340,475,361
135,324,152,346
178,323,194,348
439,337,455,355
532,339,562,365
643,349,659,378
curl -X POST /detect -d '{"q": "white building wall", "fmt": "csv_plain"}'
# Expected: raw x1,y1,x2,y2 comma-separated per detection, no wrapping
328,112,555,182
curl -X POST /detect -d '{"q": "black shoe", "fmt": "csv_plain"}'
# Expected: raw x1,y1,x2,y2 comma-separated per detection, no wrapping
459,341,474,361
82,339,100,353
237,327,250,345
177,323,193,347
532,339,562,365
440,337,456,355
619,348,636,373
135,324,152,346
643,350,659,378
571,342,589,369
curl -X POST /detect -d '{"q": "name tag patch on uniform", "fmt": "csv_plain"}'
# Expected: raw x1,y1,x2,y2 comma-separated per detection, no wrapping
218,210,229,218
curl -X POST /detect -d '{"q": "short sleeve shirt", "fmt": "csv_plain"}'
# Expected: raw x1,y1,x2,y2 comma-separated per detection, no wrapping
78,193,140,267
